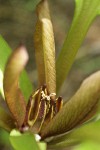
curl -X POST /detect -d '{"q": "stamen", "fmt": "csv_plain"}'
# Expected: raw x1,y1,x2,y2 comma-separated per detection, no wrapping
41,91,46,99
41,91,56,101
49,93,56,97
46,96,50,101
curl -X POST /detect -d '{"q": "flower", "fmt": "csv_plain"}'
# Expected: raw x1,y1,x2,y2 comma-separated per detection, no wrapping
0,0,100,149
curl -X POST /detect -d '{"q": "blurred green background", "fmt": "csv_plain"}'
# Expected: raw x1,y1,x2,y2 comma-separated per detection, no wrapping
0,0,100,149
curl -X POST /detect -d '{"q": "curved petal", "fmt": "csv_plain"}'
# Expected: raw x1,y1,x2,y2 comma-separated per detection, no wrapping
3,45,28,127
41,71,100,139
0,35,33,101
34,0,56,94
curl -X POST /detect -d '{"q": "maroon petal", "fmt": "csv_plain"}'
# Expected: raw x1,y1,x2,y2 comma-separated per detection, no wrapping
3,45,28,127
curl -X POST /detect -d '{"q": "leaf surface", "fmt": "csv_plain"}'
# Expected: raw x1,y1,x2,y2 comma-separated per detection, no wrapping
10,130,39,150
74,141,100,150
56,0,100,92
10,130,46,150
48,121,100,149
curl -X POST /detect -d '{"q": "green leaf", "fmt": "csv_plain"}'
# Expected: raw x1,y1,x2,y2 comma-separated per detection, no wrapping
10,130,46,150
0,35,33,101
48,120,100,149
56,0,100,92
0,69,4,97
41,71,100,139
69,121,100,144
0,106,15,131
49,140,100,150
74,141,100,150
34,0,56,94
0,129,11,148
38,142,47,150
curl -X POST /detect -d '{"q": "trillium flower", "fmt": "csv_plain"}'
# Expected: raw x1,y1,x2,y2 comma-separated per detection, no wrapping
0,0,100,149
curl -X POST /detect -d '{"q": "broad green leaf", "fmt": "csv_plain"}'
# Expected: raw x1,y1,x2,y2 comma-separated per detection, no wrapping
0,106,15,131
49,140,100,150
10,130,40,150
38,142,47,150
0,35,33,101
0,129,11,148
3,46,28,126
70,121,100,142
56,0,100,92
74,141,100,150
34,0,56,93
10,130,46,150
48,121,100,149
41,71,100,139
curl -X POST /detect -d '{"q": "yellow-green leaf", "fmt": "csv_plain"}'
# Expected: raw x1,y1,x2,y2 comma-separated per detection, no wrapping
10,130,40,150
56,0,100,92
48,121,100,149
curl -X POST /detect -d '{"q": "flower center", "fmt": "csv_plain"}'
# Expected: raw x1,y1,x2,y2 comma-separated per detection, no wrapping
22,85,63,134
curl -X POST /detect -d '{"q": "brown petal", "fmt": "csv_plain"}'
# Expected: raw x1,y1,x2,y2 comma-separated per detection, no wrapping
3,45,28,127
34,0,56,94
25,88,42,127
31,99,47,133
41,71,100,139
